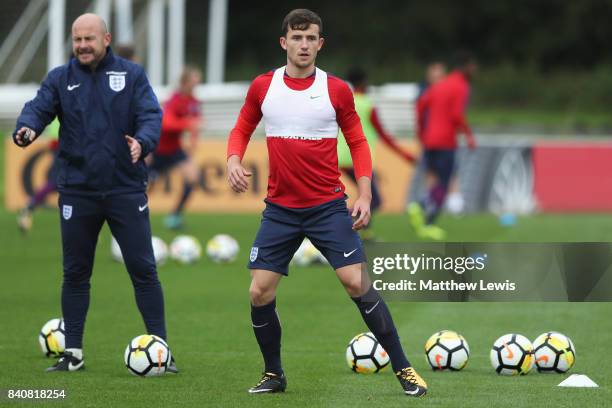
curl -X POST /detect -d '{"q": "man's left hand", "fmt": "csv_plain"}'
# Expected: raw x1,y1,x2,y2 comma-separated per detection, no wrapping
125,135,141,163
352,196,371,230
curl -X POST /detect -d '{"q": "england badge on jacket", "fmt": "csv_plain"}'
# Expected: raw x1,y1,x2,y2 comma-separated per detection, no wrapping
108,72,126,92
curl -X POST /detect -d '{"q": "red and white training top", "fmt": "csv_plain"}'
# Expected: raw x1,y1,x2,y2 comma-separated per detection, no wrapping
227,66,372,208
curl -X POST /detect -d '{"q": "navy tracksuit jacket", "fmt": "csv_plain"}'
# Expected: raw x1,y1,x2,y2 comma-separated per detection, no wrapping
14,47,161,194
13,47,167,346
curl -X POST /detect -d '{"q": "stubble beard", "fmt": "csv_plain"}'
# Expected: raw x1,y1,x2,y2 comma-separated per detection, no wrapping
289,54,315,70
75,47,105,68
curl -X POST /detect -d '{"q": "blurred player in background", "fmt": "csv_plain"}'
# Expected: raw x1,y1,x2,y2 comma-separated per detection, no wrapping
337,67,415,241
418,61,447,98
425,61,466,216
114,43,138,62
16,119,60,233
149,66,203,230
227,9,427,398
418,62,465,216
409,51,477,240
406,62,446,221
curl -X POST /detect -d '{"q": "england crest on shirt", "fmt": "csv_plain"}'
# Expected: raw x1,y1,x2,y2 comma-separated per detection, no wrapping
62,205,72,220
250,247,259,262
108,74,125,92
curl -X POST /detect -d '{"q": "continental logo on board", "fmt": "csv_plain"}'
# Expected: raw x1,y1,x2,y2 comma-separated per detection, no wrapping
4,139,417,213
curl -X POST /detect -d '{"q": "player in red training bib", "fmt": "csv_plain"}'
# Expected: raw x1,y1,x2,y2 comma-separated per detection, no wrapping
226,9,427,398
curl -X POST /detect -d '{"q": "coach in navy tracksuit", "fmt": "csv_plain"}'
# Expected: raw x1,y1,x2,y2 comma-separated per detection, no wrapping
13,13,175,373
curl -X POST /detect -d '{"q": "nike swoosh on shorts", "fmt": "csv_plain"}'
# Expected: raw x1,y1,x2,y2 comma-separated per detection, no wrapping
343,249,357,257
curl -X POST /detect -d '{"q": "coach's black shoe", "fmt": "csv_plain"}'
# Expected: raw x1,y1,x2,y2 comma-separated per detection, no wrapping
46,351,84,372
167,356,179,373
396,367,427,397
248,372,287,394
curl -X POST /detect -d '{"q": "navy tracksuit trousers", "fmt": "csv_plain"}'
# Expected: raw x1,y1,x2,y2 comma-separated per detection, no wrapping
58,192,166,348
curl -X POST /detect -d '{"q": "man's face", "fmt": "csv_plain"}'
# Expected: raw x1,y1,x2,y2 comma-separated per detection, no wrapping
72,23,111,67
183,72,202,94
280,24,324,69
427,63,446,84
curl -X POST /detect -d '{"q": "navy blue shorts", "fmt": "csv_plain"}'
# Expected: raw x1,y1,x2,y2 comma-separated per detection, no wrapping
248,198,366,275
150,150,188,173
423,149,456,189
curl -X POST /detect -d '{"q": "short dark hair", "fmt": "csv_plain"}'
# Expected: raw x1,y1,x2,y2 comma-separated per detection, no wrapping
451,50,476,69
282,9,322,37
115,44,136,61
346,67,367,88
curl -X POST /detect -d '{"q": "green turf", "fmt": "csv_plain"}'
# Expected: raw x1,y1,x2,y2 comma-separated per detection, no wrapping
0,208,610,407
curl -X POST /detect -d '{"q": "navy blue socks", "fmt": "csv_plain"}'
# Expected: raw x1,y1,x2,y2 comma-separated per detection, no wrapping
251,298,283,375
352,286,411,372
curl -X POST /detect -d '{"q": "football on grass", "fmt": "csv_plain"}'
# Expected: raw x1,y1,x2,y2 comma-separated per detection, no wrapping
533,331,576,373
39,318,65,357
170,235,202,264
490,333,534,375
206,234,239,263
124,334,171,377
346,332,390,374
425,330,470,371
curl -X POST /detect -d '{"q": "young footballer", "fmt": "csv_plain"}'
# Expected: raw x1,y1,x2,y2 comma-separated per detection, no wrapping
227,9,427,398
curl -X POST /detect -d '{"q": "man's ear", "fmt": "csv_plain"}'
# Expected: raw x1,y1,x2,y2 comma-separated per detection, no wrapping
279,36,287,51
104,32,112,47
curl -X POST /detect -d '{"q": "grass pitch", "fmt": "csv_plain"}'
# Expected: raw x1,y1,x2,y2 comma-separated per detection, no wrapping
0,208,611,407
0,133,609,407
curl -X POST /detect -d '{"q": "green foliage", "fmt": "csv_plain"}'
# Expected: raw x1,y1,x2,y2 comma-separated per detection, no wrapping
210,0,612,118
220,0,612,71
473,63,612,112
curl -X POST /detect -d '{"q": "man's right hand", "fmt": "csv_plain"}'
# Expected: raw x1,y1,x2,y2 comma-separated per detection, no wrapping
466,134,477,150
227,155,252,193
14,127,37,147
188,117,204,132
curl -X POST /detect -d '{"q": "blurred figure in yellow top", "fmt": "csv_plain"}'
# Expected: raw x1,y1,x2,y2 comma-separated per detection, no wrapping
337,67,415,241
